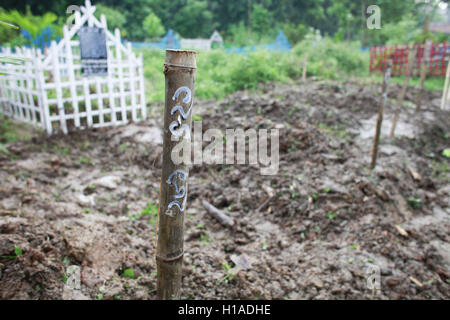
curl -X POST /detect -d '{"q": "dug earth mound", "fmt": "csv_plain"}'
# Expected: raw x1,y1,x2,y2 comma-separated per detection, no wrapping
0,80,449,299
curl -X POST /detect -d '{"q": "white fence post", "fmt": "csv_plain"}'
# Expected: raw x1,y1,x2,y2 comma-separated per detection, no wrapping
115,28,127,124
64,25,81,128
35,55,52,134
0,0,146,134
50,40,68,134
139,53,146,120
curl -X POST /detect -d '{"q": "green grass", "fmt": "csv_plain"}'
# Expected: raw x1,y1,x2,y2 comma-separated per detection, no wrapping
139,38,373,103
129,201,159,225
390,75,445,91
139,38,446,105
122,268,135,279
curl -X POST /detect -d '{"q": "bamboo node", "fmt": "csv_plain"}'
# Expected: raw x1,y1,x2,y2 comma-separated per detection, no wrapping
156,250,184,262
164,63,197,70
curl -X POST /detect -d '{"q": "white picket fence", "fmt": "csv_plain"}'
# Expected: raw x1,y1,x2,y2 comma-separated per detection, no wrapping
0,0,146,134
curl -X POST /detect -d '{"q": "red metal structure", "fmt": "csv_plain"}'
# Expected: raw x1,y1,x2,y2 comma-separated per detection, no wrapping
370,42,449,76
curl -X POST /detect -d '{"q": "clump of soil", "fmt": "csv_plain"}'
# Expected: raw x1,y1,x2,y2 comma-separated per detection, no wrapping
1,79,449,300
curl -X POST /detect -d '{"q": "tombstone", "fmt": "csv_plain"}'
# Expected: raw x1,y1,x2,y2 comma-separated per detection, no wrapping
78,26,108,77
210,30,223,49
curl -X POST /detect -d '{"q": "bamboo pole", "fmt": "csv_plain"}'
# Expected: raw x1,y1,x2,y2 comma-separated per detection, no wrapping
441,53,450,111
302,52,309,82
390,45,417,138
416,40,431,112
156,49,197,300
371,60,392,169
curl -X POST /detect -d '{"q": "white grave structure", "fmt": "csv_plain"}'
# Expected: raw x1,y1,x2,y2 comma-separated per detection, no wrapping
180,30,223,51
0,0,146,134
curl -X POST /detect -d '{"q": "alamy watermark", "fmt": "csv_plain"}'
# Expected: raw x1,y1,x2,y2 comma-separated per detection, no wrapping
62,265,81,300
367,5,381,30
366,264,381,292
170,121,280,175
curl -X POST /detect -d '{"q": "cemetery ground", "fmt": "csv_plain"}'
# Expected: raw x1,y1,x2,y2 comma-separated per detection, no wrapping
0,79,449,300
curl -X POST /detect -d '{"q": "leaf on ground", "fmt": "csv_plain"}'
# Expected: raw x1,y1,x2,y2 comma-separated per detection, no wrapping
230,254,252,271
409,276,423,288
395,225,408,237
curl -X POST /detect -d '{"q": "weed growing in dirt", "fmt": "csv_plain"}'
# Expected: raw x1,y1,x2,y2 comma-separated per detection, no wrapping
443,148,450,158
317,123,348,140
217,262,234,285
123,268,135,279
79,156,92,164
1,245,23,259
432,161,449,181
0,145,10,156
53,145,71,156
0,115,19,144
140,202,158,225
261,239,268,250
200,230,213,246
407,197,422,209
326,212,337,220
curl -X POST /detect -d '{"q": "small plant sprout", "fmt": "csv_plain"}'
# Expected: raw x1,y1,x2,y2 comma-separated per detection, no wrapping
218,262,235,284
326,212,337,220
407,197,421,209
123,268,135,279
140,202,158,225
443,148,450,158
14,245,23,257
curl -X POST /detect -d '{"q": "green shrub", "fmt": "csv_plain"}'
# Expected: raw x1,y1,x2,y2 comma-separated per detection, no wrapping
293,38,369,79
140,37,369,102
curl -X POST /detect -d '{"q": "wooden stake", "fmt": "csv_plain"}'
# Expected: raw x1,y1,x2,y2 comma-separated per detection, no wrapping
371,60,392,169
156,49,197,300
390,45,417,138
441,53,450,111
302,52,309,82
416,40,431,112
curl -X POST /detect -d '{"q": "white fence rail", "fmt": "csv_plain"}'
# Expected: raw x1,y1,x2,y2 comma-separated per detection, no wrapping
0,0,146,134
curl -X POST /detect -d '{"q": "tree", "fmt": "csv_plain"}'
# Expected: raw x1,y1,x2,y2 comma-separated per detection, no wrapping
250,3,273,34
0,7,56,39
94,4,126,33
143,11,165,38
284,23,308,44
172,0,216,38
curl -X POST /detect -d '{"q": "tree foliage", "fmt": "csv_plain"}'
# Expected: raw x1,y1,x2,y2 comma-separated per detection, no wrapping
0,0,449,44
143,11,165,38
94,4,126,33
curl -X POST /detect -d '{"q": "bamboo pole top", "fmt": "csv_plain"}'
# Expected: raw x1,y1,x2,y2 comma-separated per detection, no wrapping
164,49,197,69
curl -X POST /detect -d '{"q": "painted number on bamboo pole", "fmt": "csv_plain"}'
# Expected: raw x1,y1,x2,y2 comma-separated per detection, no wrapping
165,86,192,217
169,86,192,139
166,169,187,216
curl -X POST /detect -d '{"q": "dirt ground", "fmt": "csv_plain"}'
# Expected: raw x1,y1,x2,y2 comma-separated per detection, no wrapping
0,79,449,300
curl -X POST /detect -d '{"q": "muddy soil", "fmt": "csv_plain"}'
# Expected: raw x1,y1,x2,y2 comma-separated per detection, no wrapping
0,79,449,300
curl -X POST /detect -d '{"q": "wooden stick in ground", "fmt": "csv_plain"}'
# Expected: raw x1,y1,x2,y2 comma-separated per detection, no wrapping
390,45,417,138
416,40,431,112
371,60,392,169
156,49,197,300
302,52,309,82
202,200,235,227
441,53,450,110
